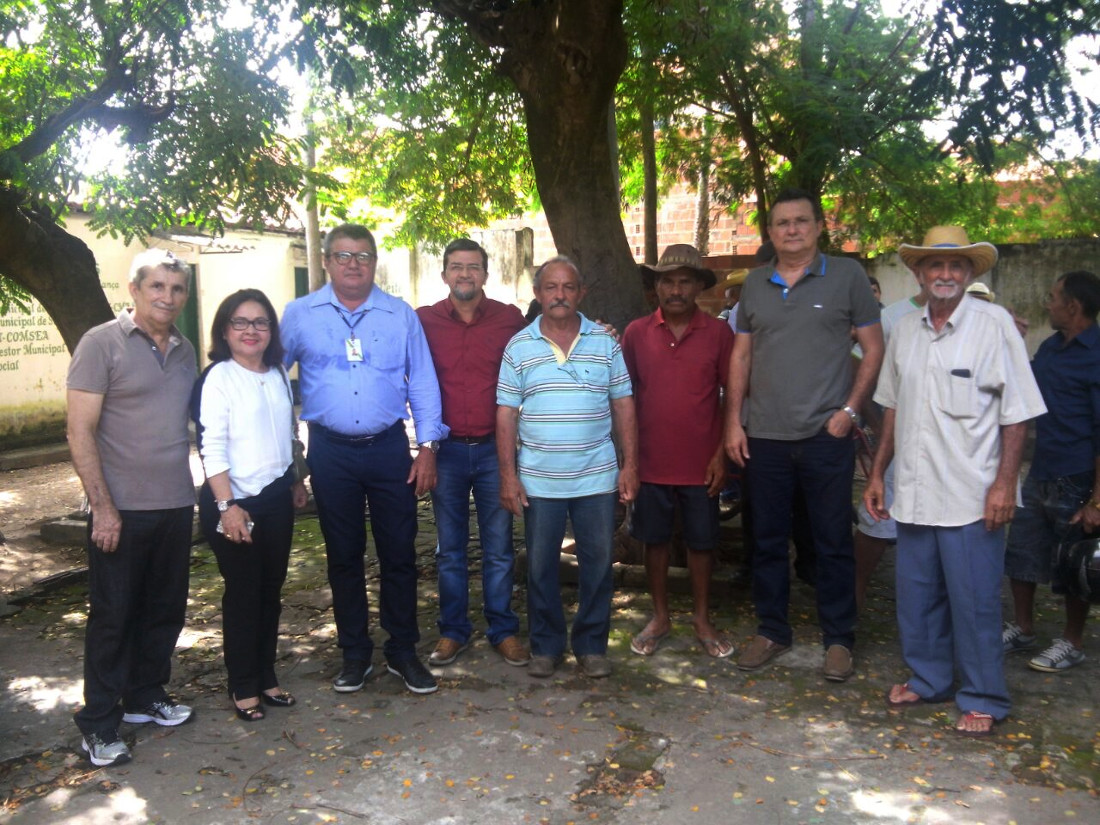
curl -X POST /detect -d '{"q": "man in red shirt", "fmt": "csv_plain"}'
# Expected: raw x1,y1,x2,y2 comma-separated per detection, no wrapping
417,239,530,668
621,245,735,657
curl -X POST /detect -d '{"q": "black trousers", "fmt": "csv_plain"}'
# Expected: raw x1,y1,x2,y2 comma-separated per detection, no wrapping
199,473,294,700
74,507,193,737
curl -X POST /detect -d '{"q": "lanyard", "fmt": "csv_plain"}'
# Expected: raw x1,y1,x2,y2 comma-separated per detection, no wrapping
333,305,367,339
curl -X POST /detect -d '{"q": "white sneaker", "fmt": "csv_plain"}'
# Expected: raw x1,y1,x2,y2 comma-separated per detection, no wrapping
1002,622,1037,653
82,732,132,767
122,699,193,726
1028,638,1085,672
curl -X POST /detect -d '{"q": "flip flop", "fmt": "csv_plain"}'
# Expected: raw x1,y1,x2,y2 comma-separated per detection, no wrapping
697,635,735,659
954,711,996,738
630,629,669,656
885,683,923,707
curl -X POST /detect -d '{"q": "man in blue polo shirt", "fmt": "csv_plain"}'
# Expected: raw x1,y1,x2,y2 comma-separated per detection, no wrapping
1003,270,1100,672
282,223,448,696
726,187,883,682
497,256,639,679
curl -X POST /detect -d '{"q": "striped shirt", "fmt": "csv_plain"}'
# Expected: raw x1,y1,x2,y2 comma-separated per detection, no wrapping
497,314,633,498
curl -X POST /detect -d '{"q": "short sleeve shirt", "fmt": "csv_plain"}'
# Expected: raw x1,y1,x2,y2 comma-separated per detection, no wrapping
875,297,1047,526
1029,324,1100,480
497,314,632,498
66,310,196,510
621,308,733,484
737,254,880,439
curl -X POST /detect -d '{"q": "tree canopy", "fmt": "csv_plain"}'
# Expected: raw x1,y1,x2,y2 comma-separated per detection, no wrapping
0,0,315,349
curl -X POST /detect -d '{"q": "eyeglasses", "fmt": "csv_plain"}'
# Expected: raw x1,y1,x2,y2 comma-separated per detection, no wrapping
446,263,485,274
229,317,271,331
329,251,378,265
772,216,816,231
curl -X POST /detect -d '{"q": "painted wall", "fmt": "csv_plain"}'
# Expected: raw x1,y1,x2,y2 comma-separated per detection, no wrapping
0,214,307,443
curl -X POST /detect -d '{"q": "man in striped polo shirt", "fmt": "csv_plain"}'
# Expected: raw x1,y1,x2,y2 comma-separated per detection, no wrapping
497,256,639,679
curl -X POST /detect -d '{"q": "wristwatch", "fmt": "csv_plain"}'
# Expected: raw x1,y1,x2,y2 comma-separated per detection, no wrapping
216,499,234,513
841,405,860,424
419,441,440,454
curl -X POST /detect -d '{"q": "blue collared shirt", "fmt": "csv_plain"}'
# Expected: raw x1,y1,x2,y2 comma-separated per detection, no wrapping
1030,323,1100,480
282,283,447,442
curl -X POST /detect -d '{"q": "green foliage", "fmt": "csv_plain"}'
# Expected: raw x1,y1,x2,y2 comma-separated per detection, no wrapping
0,0,313,246
299,2,536,248
619,0,1098,252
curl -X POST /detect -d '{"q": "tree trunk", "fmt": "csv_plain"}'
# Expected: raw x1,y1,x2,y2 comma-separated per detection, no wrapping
0,197,113,354
640,61,658,265
493,0,647,329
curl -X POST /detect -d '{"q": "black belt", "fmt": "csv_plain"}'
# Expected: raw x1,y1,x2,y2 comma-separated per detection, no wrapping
451,434,493,444
309,420,403,445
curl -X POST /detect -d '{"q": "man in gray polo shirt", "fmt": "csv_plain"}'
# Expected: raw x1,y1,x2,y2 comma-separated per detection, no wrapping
726,187,883,681
67,249,197,767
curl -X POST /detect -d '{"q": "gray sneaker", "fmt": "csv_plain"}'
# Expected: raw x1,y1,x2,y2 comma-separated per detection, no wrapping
82,732,132,767
1028,639,1085,672
122,699,193,727
1002,622,1037,653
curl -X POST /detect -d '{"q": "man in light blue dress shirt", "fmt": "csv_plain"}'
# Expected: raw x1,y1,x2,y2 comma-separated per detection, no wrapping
282,223,448,695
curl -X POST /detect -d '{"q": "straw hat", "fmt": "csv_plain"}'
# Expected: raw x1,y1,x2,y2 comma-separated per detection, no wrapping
639,244,717,290
965,282,996,302
898,226,998,276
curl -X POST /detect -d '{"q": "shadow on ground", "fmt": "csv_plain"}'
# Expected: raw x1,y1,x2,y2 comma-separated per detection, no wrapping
0,496,1097,824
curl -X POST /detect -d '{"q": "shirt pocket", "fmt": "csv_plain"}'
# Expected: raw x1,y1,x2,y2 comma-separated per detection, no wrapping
367,336,406,371
936,369,977,419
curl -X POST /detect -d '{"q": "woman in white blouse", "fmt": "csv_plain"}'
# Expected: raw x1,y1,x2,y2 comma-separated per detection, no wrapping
193,289,307,722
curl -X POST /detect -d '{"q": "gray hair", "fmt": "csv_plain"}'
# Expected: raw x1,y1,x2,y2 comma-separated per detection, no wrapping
323,223,377,257
533,255,583,289
129,249,192,289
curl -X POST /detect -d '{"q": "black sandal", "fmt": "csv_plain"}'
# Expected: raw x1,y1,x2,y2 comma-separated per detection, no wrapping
262,690,296,708
231,694,265,722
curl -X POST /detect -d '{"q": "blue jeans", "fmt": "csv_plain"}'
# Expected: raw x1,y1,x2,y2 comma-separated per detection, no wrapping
746,431,856,649
524,493,617,658
432,439,518,646
308,422,420,663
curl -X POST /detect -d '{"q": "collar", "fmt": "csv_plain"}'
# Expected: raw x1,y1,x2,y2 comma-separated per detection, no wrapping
443,295,486,321
653,305,705,329
1055,322,1100,351
769,252,826,287
531,312,594,340
308,283,393,314
921,292,973,333
117,308,181,345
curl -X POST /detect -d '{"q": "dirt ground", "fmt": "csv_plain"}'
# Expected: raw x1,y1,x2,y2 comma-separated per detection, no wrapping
1,455,1098,825
0,462,88,596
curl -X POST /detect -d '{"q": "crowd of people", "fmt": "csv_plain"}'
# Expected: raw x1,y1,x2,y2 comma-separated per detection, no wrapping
64,187,1098,766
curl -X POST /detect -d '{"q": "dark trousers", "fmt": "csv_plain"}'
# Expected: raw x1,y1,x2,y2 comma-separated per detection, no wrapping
308,422,419,663
199,479,293,700
74,507,192,737
747,432,856,649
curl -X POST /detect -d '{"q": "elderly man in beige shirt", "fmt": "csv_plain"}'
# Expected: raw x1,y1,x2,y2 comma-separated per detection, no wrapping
864,227,1046,738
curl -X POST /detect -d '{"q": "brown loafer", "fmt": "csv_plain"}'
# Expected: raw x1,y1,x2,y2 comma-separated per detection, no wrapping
493,635,531,666
428,637,469,666
736,635,791,671
823,644,855,682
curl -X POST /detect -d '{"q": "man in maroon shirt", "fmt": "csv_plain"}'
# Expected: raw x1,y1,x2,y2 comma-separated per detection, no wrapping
621,245,735,658
417,238,530,667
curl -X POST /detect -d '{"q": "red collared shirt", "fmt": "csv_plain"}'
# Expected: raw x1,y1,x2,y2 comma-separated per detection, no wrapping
621,307,734,485
417,296,526,438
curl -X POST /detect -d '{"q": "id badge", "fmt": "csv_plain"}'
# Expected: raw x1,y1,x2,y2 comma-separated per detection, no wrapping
345,337,363,362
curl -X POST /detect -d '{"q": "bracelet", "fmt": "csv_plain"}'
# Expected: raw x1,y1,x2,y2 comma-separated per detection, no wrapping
841,405,859,423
